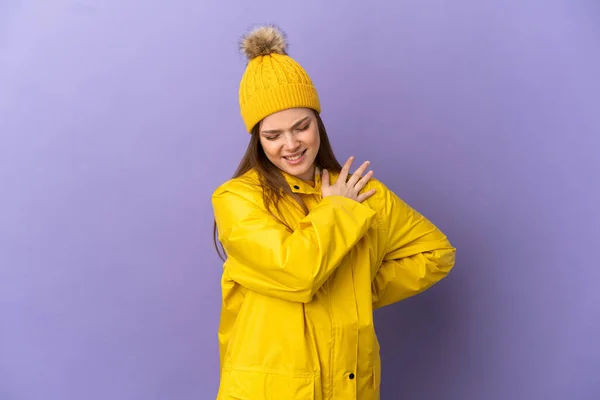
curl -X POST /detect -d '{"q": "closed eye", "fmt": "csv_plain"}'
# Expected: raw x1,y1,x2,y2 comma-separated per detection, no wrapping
296,123,310,132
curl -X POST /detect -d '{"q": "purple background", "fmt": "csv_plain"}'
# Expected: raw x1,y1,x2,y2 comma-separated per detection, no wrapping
1,1,599,399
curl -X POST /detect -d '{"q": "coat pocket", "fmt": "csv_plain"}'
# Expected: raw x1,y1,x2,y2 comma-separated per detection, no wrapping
229,369,316,400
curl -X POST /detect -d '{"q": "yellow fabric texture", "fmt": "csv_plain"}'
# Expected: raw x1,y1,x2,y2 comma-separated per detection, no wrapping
239,53,321,133
212,169,456,399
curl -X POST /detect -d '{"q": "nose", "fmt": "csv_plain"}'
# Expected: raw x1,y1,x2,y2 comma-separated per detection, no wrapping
283,132,300,151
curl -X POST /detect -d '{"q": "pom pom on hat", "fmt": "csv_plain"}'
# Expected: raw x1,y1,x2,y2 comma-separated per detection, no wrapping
240,25,288,60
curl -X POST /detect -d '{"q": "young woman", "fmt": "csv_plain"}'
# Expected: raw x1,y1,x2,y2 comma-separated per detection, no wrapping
212,25,456,400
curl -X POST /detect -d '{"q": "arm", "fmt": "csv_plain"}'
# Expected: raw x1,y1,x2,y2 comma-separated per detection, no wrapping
372,183,456,309
212,182,376,303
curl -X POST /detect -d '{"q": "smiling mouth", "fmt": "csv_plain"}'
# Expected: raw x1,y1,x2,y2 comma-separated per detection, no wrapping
283,149,307,161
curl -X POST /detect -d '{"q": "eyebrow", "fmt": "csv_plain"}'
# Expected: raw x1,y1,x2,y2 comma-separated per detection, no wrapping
261,116,310,135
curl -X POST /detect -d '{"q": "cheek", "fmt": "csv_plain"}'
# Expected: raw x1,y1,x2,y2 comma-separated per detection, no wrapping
307,129,320,149
260,141,280,160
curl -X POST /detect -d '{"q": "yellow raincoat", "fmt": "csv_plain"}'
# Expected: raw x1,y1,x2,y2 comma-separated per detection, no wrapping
212,168,455,400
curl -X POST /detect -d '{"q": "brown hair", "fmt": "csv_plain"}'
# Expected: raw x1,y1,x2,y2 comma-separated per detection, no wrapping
213,111,342,261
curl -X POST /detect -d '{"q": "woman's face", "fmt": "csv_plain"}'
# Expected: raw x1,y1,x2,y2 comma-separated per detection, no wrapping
258,108,320,181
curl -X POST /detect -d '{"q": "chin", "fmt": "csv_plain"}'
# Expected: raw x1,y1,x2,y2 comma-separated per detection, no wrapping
277,160,314,179
286,163,315,180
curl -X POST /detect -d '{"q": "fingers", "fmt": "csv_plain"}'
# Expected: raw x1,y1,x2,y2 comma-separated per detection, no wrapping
324,156,375,203
338,156,354,183
347,161,371,187
355,169,374,191
357,188,376,203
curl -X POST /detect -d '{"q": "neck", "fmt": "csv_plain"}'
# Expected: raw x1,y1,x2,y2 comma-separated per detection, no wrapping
296,164,316,182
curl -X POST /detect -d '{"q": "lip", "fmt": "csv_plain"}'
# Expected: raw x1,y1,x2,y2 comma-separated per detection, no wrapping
282,149,307,165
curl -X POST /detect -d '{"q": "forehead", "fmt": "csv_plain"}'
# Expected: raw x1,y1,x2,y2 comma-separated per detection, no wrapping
260,108,313,130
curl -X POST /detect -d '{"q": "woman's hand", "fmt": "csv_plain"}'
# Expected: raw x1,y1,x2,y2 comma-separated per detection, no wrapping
322,156,376,203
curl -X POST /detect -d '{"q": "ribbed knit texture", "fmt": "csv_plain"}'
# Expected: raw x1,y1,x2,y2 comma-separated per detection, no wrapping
239,53,321,133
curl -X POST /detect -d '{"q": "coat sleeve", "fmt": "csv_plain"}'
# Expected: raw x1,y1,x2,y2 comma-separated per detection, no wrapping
371,183,456,309
212,183,376,303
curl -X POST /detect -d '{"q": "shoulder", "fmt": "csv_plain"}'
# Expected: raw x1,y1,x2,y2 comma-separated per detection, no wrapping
212,169,264,204
362,178,391,209
362,177,411,216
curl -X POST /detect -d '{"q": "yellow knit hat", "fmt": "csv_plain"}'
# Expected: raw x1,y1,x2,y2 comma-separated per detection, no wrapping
238,25,321,133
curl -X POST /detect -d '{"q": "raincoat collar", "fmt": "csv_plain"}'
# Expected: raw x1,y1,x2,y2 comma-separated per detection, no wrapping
282,167,322,195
